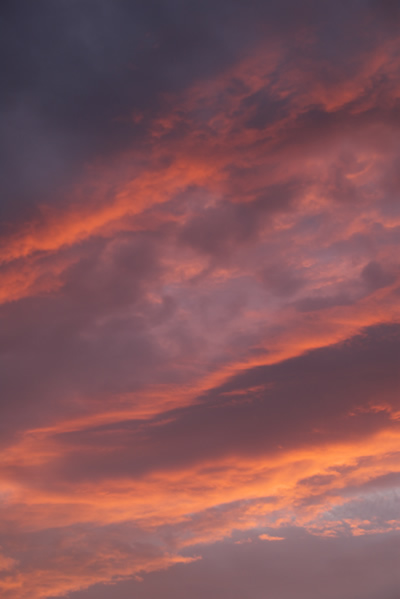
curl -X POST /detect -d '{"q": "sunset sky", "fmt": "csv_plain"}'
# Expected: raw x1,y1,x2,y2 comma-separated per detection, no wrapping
1,1,400,598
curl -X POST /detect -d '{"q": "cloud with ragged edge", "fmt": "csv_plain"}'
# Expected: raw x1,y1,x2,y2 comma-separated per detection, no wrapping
1,1,400,598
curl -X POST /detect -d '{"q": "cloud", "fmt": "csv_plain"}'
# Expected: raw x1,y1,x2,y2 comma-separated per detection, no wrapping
66,530,400,599
2,1,400,597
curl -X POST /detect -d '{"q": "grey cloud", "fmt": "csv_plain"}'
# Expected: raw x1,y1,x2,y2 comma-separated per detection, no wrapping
178,180,300,259
258,263,305,297
66,529,400,599
361,261,396,291
1,0,394,227
38,323,400,484
0,231,179,442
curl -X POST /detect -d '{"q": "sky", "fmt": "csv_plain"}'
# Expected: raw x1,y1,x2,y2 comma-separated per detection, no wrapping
1,1,400,597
